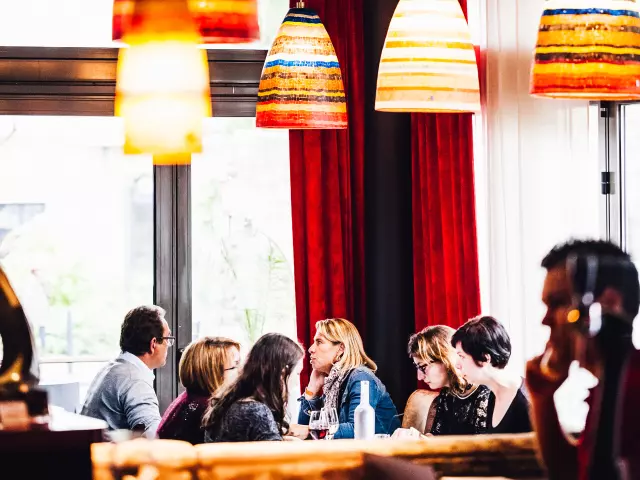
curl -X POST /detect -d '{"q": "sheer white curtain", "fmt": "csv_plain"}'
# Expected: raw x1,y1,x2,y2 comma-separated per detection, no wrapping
469,0,602,433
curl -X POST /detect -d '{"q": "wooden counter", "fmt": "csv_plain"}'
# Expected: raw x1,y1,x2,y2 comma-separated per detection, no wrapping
93,433,545,479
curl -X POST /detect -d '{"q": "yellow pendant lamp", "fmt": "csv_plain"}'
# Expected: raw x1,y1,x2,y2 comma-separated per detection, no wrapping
115,0,211,163
256,1,348,129
375,0,480,113
530,0,640,100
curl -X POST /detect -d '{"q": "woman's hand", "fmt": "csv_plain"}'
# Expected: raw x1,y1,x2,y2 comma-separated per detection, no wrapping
391,427,424,440
286,424,310,440
306,369,327,398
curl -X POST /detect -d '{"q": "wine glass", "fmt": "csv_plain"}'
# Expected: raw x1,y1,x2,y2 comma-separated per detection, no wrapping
322,407,339,440
309,410,329,440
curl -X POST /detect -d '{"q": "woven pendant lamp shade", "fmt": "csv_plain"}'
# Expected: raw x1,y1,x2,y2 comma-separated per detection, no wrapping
530,1,640,99
375,0,480,113
256,7,348,129
112,0,260,44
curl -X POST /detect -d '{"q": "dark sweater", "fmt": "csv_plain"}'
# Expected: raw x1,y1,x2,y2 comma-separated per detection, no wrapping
157,391,210,444
204,400,282,443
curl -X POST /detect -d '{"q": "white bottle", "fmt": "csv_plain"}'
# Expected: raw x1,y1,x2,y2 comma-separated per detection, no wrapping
354,380,375,440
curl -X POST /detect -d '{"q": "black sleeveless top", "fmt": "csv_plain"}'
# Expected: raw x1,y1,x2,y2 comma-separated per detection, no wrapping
487,381,532,434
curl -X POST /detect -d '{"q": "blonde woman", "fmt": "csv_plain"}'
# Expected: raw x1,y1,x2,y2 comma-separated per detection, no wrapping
407,325,490,435
293,318,399,439
157,336,240,444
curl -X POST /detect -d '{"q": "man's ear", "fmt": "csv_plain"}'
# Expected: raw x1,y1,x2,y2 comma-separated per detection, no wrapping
148,337,158,355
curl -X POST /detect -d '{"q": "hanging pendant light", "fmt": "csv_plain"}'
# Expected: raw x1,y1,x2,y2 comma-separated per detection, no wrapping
112,0,134,42
115,0,211,161
189,0,260,43
375,0,480,113
112,0,260,44
256,1,348,129
530,0,640,100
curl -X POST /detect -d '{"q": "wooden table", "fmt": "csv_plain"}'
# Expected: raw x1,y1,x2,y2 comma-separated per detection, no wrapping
0,409,106,480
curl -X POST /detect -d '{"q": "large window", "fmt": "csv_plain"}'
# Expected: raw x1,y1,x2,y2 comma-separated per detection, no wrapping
0,116,153,409
0,115,296,411
613,103,640,349
192,118,295,346
0,0,288,48
620,104,640,260
0,0,291,413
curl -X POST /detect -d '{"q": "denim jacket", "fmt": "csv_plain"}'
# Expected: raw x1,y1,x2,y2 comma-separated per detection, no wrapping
298,366,400,439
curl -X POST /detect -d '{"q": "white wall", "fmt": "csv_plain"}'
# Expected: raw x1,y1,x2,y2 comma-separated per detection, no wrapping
469,0,602,433
470,0,603,369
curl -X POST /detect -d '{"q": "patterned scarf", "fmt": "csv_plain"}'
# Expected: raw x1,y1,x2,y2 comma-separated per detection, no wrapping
323,364,352,411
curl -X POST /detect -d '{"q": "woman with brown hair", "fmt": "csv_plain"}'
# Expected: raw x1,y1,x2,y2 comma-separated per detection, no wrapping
405,325,490,435
157,336,240,444
293,318,399,439
203,333,305,442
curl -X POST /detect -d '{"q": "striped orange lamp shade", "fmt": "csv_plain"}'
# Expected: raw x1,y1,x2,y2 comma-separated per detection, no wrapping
256,8,348,129
113,0,260,44
530,1,640,99
375,0,480,113
113,0,134,41
189,0,260,43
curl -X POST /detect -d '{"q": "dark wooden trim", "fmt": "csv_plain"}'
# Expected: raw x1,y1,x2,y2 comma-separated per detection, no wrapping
153,165,178,412
176,165,192,367
153,164,191,412
0,47,266,117
0,47,267,61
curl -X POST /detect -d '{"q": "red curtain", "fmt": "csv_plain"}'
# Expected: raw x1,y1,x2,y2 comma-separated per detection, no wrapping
411,113,481,331
289,0,365,386
411,0,481,331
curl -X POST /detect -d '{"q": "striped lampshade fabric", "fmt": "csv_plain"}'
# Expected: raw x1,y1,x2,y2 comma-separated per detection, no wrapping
375,0,480,113
256,8,348,129
530,1,640,99
113,0,134,41
112,0,260,44
189,0,260,43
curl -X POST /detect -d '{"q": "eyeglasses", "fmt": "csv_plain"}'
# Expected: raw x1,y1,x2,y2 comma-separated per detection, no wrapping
413,362,431,375
157,336,175,347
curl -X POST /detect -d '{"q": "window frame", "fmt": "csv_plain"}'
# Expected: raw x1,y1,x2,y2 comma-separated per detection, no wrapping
0,47,266,117
0,46,267,411
599,101,621,246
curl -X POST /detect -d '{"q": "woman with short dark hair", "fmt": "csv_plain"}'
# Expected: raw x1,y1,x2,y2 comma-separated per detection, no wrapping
452,316,532,434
